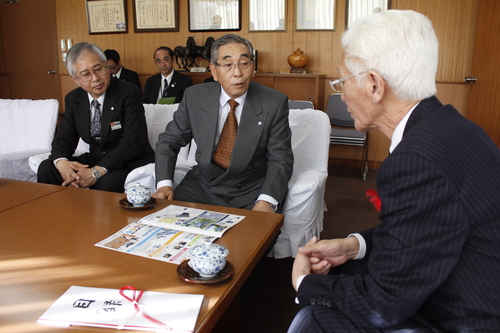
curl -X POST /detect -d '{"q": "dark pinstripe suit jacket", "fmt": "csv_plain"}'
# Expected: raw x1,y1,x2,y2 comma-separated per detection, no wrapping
298,96,500,331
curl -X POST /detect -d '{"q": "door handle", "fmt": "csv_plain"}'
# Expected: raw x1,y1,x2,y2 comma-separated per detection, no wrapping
464,76,476,84
47,69,56,75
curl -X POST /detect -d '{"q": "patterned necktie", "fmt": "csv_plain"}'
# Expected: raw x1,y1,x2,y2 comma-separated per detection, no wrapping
212,99,239,169
162,78,169,97
90,99,101,142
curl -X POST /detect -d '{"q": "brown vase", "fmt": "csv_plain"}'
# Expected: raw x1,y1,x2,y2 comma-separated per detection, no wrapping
287,48,309,68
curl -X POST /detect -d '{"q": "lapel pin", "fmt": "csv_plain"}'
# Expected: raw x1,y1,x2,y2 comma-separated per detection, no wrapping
258,121,262,125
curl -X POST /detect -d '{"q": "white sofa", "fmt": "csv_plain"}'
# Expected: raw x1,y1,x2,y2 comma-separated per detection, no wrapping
125,108,331,258
0,99,59,182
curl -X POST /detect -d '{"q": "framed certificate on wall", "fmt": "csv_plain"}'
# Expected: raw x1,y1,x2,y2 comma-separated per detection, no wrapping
133,0,179,32
86,0,128,34
188,0,241,32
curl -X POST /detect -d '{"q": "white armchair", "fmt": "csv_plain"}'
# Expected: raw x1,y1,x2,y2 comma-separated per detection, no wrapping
28,103,186,178
125,108,331,258
0,99,59,182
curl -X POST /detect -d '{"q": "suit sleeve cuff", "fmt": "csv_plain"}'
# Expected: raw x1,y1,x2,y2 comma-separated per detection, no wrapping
348,233,366,260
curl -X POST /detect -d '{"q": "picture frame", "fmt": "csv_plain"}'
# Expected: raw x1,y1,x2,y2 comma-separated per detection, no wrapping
346,0,390,28
188,0,241,32
249,0,286,32
295,0,336,31
133,0,179,32
86,0,128,34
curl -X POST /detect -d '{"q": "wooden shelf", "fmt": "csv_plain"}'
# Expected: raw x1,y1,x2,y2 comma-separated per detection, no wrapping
184,72,326,110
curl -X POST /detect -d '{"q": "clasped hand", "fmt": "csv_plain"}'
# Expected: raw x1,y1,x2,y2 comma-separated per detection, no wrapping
291,236,361,291
56,160,95,188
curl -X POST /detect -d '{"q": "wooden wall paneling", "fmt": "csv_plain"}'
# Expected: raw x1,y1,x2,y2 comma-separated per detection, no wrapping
50,0,483,166
466,0,500,146
391,0,478,82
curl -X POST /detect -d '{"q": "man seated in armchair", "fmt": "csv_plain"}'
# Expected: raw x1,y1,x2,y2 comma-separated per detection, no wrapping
37,42,154,193
152,34,294,213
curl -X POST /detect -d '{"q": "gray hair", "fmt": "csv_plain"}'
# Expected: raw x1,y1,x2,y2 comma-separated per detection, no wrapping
210,34,254,65
66,42,106,76
341,10,438,101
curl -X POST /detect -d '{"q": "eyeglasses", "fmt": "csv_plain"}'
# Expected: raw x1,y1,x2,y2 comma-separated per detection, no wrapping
215,61,253,72
75,66,108,82
329,70,369,92
107,64,117,70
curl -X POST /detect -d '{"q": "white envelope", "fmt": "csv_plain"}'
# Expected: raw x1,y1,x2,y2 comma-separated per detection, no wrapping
38,286,204,332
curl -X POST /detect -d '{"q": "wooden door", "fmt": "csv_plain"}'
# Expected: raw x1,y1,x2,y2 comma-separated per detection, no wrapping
465,0,500,146
0,0,61,103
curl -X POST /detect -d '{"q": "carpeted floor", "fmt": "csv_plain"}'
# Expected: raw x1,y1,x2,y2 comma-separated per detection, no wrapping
240,167,381,333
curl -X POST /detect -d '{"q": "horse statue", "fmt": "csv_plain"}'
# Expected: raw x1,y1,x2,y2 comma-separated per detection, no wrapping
192,36,215,63
174,36,197,71
174,36,214,70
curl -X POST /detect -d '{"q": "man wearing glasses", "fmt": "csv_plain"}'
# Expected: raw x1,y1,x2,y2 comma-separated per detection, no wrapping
288,10,500,333
38,42,154,193
104,49,141,89
153,34,293,213
142,46,192,104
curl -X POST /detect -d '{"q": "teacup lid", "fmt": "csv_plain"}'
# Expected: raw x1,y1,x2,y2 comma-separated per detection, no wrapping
126,183,150,192
189,240,229,261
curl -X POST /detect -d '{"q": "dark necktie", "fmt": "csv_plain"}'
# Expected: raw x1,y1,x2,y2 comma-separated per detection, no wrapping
212,99,239,169
90,99,101,142
162,78,169,98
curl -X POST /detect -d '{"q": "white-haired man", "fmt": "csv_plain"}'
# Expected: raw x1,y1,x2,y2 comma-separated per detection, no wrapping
289,10,500,332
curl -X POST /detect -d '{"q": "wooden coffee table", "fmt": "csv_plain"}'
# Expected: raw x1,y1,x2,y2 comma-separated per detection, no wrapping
0,183,283,332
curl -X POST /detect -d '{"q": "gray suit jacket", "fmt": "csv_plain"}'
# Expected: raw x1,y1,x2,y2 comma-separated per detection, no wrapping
155,81,294,205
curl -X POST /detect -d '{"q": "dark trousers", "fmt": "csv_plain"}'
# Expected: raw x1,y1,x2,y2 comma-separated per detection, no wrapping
287,260,443,333
37,154,131,193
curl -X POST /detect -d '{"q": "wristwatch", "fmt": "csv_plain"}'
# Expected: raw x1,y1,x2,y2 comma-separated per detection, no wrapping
268,202,277,210
91,167,102,180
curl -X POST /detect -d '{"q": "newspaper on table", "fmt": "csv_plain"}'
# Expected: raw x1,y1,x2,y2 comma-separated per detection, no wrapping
95,204,245,264
38,285,204,332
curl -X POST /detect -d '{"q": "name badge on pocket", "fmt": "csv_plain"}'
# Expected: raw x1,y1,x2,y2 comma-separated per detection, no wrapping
110,121,122,130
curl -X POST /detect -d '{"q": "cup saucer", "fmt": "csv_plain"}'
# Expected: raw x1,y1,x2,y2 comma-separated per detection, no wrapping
177,259,234,284
119,197,156,210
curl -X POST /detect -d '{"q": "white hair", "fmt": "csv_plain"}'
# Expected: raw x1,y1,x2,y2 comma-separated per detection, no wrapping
341,10,438,101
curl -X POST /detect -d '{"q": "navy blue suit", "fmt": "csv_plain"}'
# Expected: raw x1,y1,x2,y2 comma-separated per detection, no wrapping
142,71,192,104
293,97,500,332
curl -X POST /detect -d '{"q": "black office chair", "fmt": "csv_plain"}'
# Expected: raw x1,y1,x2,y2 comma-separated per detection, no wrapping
288,100,314,109
326,94,369,181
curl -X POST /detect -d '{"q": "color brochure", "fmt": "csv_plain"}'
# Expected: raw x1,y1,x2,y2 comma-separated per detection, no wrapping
95,204,245,265
38,285,204,332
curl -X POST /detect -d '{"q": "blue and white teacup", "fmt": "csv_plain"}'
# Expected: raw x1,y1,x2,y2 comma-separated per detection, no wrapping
125,184,151,207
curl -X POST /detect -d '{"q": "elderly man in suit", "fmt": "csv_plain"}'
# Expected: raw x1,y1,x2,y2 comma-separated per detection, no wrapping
142,46,192,104
38,42,154,193
152,34,293,213
289,10,500,333
104,49,141,89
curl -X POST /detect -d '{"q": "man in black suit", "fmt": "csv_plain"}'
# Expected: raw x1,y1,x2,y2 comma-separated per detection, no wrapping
289,10,500,332
104,49,141,89
142,46,192,104
38,42,154,193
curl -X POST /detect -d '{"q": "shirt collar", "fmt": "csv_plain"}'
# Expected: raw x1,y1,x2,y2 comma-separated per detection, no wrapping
389,102,419,153
87,92,106,108
161,70,174,85
219,89,247,109
114,66,123,78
